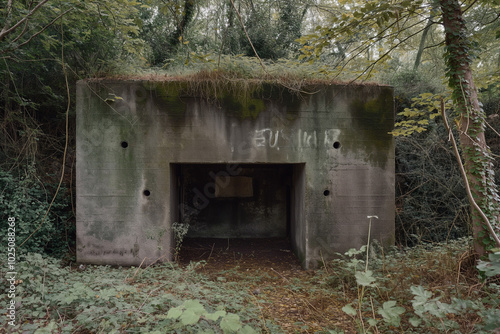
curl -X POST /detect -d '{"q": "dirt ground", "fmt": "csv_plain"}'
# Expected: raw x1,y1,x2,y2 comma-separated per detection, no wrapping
179,238,355,333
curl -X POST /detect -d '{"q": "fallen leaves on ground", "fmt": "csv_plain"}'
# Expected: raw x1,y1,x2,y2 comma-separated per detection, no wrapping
180,238,356,333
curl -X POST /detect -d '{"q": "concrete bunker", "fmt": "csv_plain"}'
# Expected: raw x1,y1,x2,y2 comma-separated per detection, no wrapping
76,78,395,269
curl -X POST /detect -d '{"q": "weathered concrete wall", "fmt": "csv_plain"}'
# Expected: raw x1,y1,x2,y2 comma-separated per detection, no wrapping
76,79,395,268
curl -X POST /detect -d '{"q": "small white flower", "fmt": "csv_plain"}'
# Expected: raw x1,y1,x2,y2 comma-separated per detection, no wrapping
367,215,379,219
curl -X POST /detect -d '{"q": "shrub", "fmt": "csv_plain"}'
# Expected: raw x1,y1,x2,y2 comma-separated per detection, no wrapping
0,168,73,256
395,127,470,246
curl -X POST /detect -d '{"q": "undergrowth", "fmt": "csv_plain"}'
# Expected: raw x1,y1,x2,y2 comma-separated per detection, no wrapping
0,239,499,333
0,168,73,257
0,255,262,333
323,238,500,333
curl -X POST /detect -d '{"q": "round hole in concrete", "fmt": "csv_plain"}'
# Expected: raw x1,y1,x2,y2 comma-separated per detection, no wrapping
121,141,128,148
333,141,341,149
143,190,151,196
323,190,330,196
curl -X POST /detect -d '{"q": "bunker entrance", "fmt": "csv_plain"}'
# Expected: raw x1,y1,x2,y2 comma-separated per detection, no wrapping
170,163,306,265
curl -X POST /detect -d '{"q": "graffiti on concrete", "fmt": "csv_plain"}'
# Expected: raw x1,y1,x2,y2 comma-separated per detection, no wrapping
252,128,341,149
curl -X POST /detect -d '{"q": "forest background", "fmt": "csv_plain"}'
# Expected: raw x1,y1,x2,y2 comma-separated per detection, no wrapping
0,0,500,333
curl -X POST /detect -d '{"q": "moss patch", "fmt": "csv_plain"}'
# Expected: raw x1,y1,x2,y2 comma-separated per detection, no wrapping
341,86,394,167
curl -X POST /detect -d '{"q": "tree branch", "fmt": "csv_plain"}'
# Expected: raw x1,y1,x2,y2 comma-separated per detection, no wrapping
0,8,73,55
0,0,14,38
0,0,50,41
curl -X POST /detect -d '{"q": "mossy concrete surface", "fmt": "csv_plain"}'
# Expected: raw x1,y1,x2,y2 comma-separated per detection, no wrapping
76,79,395,268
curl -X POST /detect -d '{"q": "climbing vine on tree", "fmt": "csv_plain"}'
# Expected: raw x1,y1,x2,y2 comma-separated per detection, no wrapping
440,0,500,254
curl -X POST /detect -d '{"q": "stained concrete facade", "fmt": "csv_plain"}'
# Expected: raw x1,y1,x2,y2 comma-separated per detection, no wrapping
76,79,395,269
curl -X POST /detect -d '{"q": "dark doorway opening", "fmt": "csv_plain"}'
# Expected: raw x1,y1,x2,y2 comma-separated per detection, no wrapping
170,163,306,266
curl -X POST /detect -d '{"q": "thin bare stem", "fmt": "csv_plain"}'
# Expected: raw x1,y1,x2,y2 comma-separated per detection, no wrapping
229,0,266,72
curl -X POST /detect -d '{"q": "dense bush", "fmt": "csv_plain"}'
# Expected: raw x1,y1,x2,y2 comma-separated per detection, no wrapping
0,168,73,257
0,254,263,333
395,128,470,246
385,69,470,246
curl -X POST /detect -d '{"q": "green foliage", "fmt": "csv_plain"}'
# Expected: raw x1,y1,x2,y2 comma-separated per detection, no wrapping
139,0,196,66
390,92,446,137
296,0,430,80
0,253,262,333
378,300,405,327
384,68,448,138
440,0,500,251
0,0,146,179
139,0,306,66
172,221,189,261
0,242,498,333
159,53,344,83
331,238,500,333
477,249,500,277
382,67,445,100
166,299,257,333
0,168,72,256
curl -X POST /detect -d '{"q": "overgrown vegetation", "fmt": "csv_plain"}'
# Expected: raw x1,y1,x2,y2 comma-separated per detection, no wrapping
0,254,263,333
331,238,500,333
0,239,498,333
1,0,500,332
3,0,499,256
0,168,73,256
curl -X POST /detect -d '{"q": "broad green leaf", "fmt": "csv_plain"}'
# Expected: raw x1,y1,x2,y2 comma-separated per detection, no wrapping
205,310,226,321
220,313,242,333
345,246,365,257
477,251,500,277
410,285,432,301
180,309,201,325
378,301,405,327
409,317,422,327
184,299,205,315
342,304,357,316
166,306,183,319
355,270,376,286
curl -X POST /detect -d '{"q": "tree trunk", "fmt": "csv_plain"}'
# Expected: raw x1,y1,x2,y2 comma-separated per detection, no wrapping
168,0,196,48
413,13,434,71
440,0,500,256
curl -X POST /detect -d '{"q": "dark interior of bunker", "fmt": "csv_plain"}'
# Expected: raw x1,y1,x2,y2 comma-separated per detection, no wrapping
171,163,303,262
179,164,293,238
